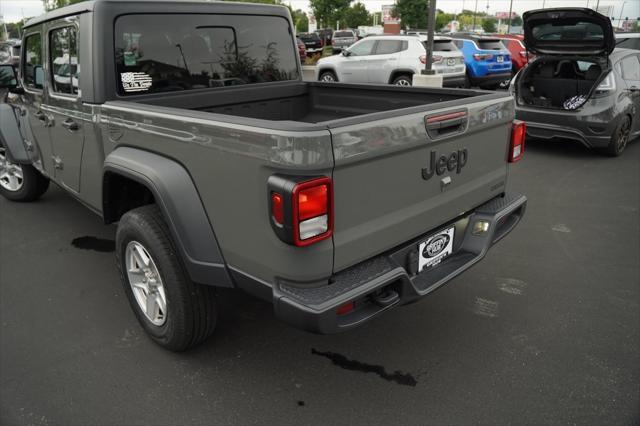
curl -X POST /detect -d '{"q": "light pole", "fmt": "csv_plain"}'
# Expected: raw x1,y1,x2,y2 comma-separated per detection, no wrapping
424,0,437,74
472,0,478,31
617,2,627,29
507,0,514,33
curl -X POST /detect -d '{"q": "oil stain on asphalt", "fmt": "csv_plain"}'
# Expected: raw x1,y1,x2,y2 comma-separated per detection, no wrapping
71,236,115,252
311,348,418,387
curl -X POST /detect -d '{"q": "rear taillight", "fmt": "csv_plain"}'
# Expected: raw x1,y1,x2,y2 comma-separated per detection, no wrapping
519,51,527,58
419,55,443,64
268,175,333,247
593,72,616,97
473,53,493,61
509,120,526,163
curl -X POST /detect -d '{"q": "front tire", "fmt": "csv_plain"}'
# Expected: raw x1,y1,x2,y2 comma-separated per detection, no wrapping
601,115,631,157
0,147,49,202
392,75,412,86
319,70,338,82
116,205,218,351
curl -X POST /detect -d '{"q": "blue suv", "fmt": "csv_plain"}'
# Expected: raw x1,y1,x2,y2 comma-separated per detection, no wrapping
452,35,512,89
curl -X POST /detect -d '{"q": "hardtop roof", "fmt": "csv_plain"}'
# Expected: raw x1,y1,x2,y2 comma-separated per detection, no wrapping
25,0,289,28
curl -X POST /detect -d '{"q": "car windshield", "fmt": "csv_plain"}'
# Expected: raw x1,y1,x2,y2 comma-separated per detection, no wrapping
114,14,299,95
334,31,353,38
299,33,319,42
533,22,603,41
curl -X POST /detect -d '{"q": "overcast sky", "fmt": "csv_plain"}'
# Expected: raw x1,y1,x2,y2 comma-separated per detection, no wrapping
0,0,637,23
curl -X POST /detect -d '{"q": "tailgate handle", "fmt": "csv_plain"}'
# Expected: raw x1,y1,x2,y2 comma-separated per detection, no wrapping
425,111,467,139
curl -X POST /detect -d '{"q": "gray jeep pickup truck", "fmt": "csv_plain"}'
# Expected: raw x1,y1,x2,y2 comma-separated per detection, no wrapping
0,0,527,351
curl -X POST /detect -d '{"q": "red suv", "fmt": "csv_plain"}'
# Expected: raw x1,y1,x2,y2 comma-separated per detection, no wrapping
493,34,533,73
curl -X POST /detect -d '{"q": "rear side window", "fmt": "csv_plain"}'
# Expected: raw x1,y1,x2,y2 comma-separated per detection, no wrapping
334,31,354,38
50,26,79,95
114,14,299,95
23,33,43,90
349,39,376,56
375,40,405,55
619,55,640,81
478,40,505,50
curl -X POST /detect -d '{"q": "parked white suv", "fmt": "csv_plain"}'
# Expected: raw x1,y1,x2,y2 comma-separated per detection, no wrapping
316,35,466,86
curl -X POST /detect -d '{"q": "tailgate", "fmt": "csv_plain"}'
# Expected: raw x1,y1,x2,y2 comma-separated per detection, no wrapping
330,96,515,272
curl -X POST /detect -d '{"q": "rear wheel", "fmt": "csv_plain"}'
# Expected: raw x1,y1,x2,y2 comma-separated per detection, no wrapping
463,73,471,89
602,115,631,157
116,205,218,351
319,70,337,82
0,147,49,202
392,75,412,86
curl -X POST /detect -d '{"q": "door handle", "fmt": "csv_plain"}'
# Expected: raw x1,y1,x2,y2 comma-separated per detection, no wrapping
62,118,79,131
34,110,46,121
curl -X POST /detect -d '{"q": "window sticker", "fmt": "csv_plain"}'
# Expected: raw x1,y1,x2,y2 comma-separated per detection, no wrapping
123,51,137,66
120,72,152,92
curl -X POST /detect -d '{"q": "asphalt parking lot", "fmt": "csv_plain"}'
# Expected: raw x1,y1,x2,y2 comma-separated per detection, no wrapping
1,137,639,426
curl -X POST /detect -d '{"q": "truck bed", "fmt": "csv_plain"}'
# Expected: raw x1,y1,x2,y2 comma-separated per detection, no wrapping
132,81,490,125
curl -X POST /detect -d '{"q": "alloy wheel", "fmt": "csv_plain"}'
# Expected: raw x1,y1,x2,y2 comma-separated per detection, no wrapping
125,241,168,326
0,147,24,192
616,117,631,153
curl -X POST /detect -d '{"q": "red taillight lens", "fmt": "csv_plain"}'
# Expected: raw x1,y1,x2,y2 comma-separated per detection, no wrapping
473,53,493,61
298,185,328,221
336,301,355,315
271,192,284,225
419,55,426,64
432,55,443,63
509,120,526,163
293,177,333,246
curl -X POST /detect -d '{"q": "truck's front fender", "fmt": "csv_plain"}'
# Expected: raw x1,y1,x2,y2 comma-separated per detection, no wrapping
0,103,30,164
103,147,233,288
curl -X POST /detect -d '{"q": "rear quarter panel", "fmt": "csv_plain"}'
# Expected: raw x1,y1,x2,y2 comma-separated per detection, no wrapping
98,103,335,285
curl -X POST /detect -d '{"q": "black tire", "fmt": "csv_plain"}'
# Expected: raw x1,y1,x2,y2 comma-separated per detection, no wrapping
601,115,632,157
392,74,412,86
319,70,338,82
116,205,218,351
0,148,49,202
463,73,471,89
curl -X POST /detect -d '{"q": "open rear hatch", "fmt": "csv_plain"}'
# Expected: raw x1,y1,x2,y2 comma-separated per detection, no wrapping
523,8,615,56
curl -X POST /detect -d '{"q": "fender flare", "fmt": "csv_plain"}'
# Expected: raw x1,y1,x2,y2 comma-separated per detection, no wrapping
103,147,233,288
0,103,29,163
388,69,416,84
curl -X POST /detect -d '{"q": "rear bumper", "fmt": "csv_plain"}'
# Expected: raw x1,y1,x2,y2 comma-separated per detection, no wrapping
442,74,467,87
469,72,512,87
269,193,527,334
515,106,616,148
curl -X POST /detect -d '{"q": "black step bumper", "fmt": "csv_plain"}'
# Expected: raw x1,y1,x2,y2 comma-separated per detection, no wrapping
272,193,527,333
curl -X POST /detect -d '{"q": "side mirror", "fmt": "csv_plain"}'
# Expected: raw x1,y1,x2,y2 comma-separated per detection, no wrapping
342,50,352,57
0,64,18,90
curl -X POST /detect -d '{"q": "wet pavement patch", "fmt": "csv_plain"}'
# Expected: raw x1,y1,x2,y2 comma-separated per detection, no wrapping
311,348,418,387
71,236,115,252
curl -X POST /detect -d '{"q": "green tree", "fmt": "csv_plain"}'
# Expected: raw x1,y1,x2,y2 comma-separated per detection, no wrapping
435,10,455,31
507,15,522,27
43,0,86,11
392,0,427,29
340,2,370,29
482,17,497,33
310,0,351,28
289,8,309,32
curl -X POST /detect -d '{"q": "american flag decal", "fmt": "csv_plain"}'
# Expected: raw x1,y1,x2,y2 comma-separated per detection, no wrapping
121,72,153,92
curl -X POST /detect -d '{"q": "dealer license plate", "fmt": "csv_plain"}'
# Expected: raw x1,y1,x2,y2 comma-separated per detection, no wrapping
496,56,504,63
417,227,455,273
